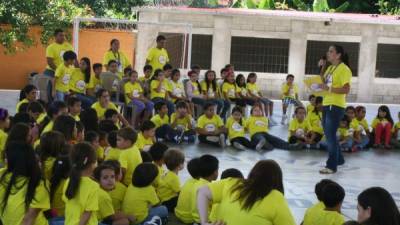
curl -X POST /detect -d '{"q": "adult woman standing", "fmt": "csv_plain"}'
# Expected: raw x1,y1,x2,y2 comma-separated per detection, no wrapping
102,39,132,78
197,160,295,225
319,45,352,174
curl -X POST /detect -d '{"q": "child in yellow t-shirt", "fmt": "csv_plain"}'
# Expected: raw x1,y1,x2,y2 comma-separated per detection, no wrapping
221,72,246,108
137,121,156,151
148,142,169,192
149,69,174,116
102,160,127,212
371,105,394,149
306,96,324,148
87,63,103,97
303,181,345,225
104,109,122,129
196,103,227,147
288,106,311,145
39,131,65,180
122,163,168,224
201,70,228,120
67,96,82,122
0,108,10,166
49,155,70,218
104,131,121,161
93,163,134,224
158,149,185,212
16,84,38,113
306,94,316,114
175,158,201,224
63,143,99,225
281,74,302,124
226,106,254,151
151,102,181,143
53,50,77,101
171,101,196,144
326,115,352,152
392,112,400,148
139,65,153,98
346,106,367,152
117,127,143,186
85,131,104,163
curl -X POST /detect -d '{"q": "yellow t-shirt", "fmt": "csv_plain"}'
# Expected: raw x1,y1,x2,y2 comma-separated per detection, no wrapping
226,117,246,140
0,172,50,225
150,80,171,99
201,81,218,98
91,101,118,120
307,111,324,135
97,188,115,221
52,179,67,217
175,178,198,224
323,63,352,108
209,178,296,225
171,113,192,131
191,81,201,96
0,129,8,165
122,185,160,224
306,104,315,114
46,42,74,70
337,127,349,139
169,80,185,102
124,81,143,104
281,83,299,99
246,83,261,97
16,98,29,112
393,122,400,134
42,121,54,134
289,118,310,138
236,86,248,97
105,147,122,161
109,182,127,211
357,118,369,134
87,74,102,92
197,114,224,133
96,147,105,161
63,177,99,225
118,146,143,186
191,178,210,223
136,132,154,151
246,116,269,137
146,47,169,72
102,50,131,78
222,82,237,99
151,114,169,129
303,209,344,225
158,171,180,202
43,157,56,180
55,63,74,93
371,118,389,129
303,201,325,225
349,118,360,136
69,68,87,94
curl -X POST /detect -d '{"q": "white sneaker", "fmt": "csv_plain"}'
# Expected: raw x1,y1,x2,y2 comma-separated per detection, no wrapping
319,168,336,174
255,138,266,152
233,142,246,151
219,133,226,148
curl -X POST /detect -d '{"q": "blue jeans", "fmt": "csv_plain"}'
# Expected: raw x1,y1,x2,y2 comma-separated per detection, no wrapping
75,93,96,110
340,138,353,150
141,205,168,225
56,91,67,101
354,135,370,149
48,217,64,225
156,124,178,141
250,132,290,150
322,105,345,171
151,98,175,116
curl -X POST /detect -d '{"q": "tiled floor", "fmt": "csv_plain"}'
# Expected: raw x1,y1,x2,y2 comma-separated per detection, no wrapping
1,90,400,224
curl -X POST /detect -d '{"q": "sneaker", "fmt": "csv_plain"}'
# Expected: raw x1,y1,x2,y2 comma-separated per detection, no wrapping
219,134,226,148
206,136,219,143
144,216,162,225
255,138,267,152
233,142,246,151
185,135,196,143
319,167,336,174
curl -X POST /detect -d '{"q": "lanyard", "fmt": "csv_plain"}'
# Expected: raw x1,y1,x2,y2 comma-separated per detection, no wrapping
324,63,340,84
112,51,121,64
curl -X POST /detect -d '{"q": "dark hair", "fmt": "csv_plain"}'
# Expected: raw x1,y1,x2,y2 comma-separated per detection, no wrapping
39,131,65,165
315,179,336,201
203,102,216,111
164,149,185,171
246,72,257,83
151,69,163,81
187,157,201,179
99,119,118,133
67,96,81,107
117,127,137,144
53,115,76,142
235,74,246,88
41,101,67,132
27,101,45,114
0,142,42,213
188,70,202,94
85,130,99,143
104,109,119,120
198,154,219,178
294,106,306,115
358,187,400,225
232,160,283,211
6,123,30,148
65,142,97,199
286,74,294,80
143,65,153,72
220,68,228,75
54,29,64,36
204,70,217,93
141,120,156,132
340,114,351,127
124,67,132,75
10,113,34,128
377,105,394,125
93,63,102,71
63,50,77,61
50,154,71,202
355,105,366,114
19,84,38,101
156,35,166,42
110,39,119,47
308,94,316,101
148,142,168,161
93,163,115,181
322,183,345,208
107,131,118,148
0,108,8,121
154,101,167,113
342,221,360,225
331,45,350,66
345,106,355,114
108,60,118,67
79,57,91,83
231,106,243,126
18,103,29,113
221,168,244,179
102,160,122,176
313,96,323,114
132,163,159,187
140,151,153,163
163,64,173,71
80,108,99,132
128,70,137,78
176,101,188,110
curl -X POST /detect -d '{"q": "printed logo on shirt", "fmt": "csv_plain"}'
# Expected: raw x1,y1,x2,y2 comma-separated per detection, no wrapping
143,145,152,152
76,80,86,91
255,120,267,127
173,88,183,97
228,89,235,98
205,124,216,132
295,129,305,137
159,55,166,64
112,80,119,90
62,74,71,85
132,90,140,98
232,122,243,132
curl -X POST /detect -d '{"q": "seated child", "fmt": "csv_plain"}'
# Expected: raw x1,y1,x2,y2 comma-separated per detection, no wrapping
117,127,142,186
68,96,82,121
17,84,38,113
28,101,46,123
139,65,153,98
391,112,400,148
93,164,133,225
328,115,353,152
105,109,122,129
148,142,169,193
288,106,311,145
306,96,324,147
171,101,196,144
196,103,227,147
158,149,185,212
137,121,156,151
355,106,371,145
102,160,127,212
122,163,168,225
151,102,180,143
346,106,367,151
226,106,255,151
281,74,302,125
85,130,104,163
105,131,121,161
53,51,76,101
175,158,201,224
306,94,316,114
75,121,85,143
371,105,394,149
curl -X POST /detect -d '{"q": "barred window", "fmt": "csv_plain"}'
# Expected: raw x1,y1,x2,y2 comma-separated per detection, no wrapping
191,34,213,70
376,44,400,78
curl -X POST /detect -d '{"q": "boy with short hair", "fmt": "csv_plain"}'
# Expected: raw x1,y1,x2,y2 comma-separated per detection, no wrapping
87,63,103,97
151,102,180,143
281,74,302,124
137,120,156,151
105,108,120,129
53,50,77,101
105,131,121,161
67,96,82,121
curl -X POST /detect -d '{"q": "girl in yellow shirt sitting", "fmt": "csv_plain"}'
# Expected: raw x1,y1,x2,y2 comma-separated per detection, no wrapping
151,102,181,144
221,72,246,108
171,101,197,143
16,84,38,113
70,57,96,109
288,106,312,145
235,74,256,107
150,69,175,116
305,96,324,148
346,106,368,151
0,142,50,225
371,105,394,149
201,70,229,120
226,106,254,151
38,131,65,180
196,103,227,147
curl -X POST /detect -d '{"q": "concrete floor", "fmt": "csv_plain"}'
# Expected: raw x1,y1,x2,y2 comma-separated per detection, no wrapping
1,90,400,224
